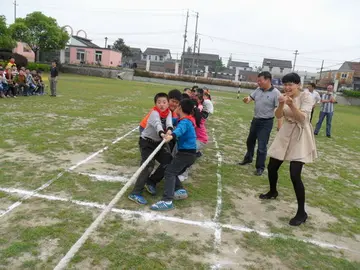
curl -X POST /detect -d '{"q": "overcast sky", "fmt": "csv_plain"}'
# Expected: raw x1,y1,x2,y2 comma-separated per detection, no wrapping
2,0,360,72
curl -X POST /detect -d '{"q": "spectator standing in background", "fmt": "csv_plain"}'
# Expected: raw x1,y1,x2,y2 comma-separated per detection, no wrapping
314,85,336,138
49,61,59,97
304,83,321,123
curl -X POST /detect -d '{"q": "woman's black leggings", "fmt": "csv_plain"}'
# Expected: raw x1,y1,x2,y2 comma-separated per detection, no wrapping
268,157,305,215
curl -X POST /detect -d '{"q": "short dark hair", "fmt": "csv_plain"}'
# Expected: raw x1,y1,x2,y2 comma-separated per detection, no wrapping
191,85,198,91
154,92,169,103
168,89,182,102
258,71,272,80
179,98,195,115
182,93,190,99
196,88,204,96
183,87,190,92
309,83,316,88
282,72,301,84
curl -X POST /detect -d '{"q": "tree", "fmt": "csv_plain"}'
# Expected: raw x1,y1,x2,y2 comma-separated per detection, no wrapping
253,65,262,72
112,38,132,58
9,12,69,62
0,16,17,50
215,57,225,72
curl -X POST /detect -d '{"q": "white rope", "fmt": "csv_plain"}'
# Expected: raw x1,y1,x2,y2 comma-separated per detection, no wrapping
54,139,166,270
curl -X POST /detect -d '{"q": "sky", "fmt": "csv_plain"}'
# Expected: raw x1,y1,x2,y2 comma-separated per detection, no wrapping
2,0,360,72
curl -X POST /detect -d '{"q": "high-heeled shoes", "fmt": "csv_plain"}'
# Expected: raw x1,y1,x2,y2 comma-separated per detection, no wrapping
289,212,308,226
259,191,278,200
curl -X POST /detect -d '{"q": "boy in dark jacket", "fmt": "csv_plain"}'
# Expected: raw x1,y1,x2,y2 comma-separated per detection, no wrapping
128,92,173,205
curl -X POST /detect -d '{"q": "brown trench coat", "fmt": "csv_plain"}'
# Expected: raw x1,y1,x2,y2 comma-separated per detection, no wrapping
268,91,317,163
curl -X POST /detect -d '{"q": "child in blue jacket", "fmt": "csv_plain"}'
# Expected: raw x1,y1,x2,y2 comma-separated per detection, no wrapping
150,99,197,211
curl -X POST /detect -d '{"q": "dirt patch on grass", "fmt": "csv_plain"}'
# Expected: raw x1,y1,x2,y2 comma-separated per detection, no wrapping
72,153,138,176
220,231,290,270
39,238,60,261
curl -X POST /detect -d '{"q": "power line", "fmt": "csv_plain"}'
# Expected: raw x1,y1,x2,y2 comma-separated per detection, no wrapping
197,33,294,52
91,30,183,36
302,45,360,55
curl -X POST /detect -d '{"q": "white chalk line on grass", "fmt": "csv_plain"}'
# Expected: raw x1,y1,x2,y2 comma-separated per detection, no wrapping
54,140,166,270
78,172,129,183
1,186,358,255
212,128,223,250
211,128,224,269
0,127,137,218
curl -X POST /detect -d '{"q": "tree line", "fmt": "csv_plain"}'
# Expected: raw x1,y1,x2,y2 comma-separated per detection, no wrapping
0,12,132,62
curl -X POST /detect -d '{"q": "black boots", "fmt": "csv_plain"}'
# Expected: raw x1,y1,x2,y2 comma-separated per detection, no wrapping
259,191,278,199
289,212,308,226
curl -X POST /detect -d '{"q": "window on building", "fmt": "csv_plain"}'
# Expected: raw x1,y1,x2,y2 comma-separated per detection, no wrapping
76,49,85,61
269,67,273,72
155,56,158,61
23,44,31,52
341,73,347,78
280,67,284,73
148,55,151,60
160,56,164,61
95,51,102,62
143,55,147,60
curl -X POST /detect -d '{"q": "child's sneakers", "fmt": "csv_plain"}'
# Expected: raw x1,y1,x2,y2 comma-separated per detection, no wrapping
150,201,174,211
128,194,147,205
145,184,156,196
174,189,188,200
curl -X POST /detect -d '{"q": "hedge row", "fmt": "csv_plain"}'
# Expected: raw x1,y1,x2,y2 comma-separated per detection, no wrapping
0,61,50,72
343,90,360,98
134,69,258,89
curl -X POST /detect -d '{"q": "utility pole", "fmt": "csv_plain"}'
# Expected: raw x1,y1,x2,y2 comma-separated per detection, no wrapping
191,12,199,75
293,50,299,71
180,10,189,75
319,60,324,79
13,0,18,22
196,38,201,69
104,37,108,48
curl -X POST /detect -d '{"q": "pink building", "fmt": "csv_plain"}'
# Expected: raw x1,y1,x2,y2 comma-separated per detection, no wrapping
64,36,122,67
12,42,35,62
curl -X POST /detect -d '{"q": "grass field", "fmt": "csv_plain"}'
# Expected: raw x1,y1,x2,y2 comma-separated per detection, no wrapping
0,74,359,269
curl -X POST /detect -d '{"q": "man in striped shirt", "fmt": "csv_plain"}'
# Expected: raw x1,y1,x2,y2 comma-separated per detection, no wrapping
314,85,336,138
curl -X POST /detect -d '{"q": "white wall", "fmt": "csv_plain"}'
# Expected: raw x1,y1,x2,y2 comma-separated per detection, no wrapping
262,66,291,75
142,53,171,62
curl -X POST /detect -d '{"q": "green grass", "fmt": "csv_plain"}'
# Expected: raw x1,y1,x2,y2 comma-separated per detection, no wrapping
0,74,359,268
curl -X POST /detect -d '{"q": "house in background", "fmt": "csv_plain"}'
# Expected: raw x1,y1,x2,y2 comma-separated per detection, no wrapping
122,47,143,67
262,58,292,77
227,60,252,71
61,36,122,67
142,48,171,62
12,42,35,62
337,61,360,90
181,52,220,74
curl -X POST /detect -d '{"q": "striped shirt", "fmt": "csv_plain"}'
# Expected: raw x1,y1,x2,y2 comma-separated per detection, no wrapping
320,93,334,113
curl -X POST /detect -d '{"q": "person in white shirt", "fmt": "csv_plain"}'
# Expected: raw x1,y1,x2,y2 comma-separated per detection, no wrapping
304,83,321,123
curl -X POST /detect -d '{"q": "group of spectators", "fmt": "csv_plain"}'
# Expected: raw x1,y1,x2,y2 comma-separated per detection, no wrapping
0,57,45,98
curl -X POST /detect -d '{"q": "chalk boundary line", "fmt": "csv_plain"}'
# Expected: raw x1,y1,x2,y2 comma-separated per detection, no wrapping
211,129,223,269
0,127,138,218
0,186,357,255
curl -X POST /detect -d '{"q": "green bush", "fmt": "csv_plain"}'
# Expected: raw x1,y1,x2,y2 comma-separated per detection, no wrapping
0,61,50,72
133,69,258,89
134,69,151,77
343,90,360,98
26,62,50,72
